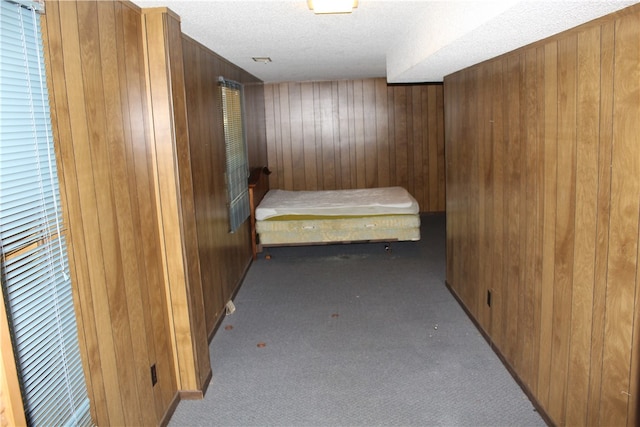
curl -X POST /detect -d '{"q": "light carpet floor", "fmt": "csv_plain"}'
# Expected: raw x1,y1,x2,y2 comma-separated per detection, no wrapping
169,214,545,427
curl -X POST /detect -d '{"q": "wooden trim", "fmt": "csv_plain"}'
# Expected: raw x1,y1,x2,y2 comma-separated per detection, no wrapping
177,390,204,400
248,166,271,259
0,293,27,427
140,7,210,392
445,281,554,427
158,392,180,427
207,255,253,343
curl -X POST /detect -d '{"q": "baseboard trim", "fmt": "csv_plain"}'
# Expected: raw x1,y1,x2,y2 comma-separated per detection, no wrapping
160,369,212,425
200,367,213,397
179,389,204,400
159,392,181,427
444,280,554,427
208,255,253,342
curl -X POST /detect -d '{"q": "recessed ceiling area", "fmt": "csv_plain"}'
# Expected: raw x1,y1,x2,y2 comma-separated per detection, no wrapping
133,0,639,83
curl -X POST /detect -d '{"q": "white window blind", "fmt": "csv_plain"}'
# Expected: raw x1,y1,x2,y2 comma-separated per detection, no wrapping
0,1,91,425
220,77,249,233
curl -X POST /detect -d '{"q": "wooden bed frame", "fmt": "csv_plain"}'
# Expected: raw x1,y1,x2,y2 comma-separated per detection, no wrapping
248,166,270,260
248,167,420,260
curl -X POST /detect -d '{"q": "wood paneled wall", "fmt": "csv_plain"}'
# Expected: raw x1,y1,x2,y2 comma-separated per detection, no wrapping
42,2,177,425
264,80,445,213
41,1,267,425
444,4,640,426
181,35,266,337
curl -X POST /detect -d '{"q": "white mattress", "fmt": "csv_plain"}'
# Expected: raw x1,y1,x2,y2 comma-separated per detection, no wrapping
255,187,419,221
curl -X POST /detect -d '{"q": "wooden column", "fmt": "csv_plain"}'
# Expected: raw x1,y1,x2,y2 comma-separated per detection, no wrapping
140,7,211,396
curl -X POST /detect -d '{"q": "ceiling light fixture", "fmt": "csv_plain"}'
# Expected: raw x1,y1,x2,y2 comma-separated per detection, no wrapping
307,0,358,14
252,57,272,63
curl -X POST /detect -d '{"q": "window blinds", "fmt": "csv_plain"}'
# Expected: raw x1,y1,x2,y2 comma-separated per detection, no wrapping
220,78,249,233
0,1,91,425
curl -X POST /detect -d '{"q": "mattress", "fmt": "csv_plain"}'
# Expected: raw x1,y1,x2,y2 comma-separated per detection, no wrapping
255,186,419,220
256,214,421,245
255,187,420,246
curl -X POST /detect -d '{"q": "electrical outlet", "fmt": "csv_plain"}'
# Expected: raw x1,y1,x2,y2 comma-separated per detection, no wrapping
487,290,492,307
150,364,157,386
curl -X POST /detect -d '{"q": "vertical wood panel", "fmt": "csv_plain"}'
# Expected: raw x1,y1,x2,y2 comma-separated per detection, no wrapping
42,3,108,423
346,81,357,188
411,86,423,202
599,11,640,426
301,82,317,190
427,85,439,213
362,79,377,188
504,54,522,367
289,83,306,190
489,59,505,349
274,85,285,188
462,69,479,313
586,20,614,426
43,1,181,425
334,80,353,188
352,80,366,188
96,2,152,423
279,84,294,189
393,85,410,189
537,40,558,409
78,1,141,420
43,1,267,424
181,34,265,338
375,79,390,188
319,82,336,189
435,86,446,212
548,33,578,425
520,47,538,390
264,79,445,212
565,25,600,426
531,45,546,397
264,85,280,188
444,4,640,426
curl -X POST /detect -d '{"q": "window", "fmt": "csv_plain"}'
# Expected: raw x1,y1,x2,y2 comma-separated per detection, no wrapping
220,77,250,233
0,1,91,425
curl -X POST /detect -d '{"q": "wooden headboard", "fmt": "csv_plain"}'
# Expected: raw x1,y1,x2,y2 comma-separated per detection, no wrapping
248,166,270,259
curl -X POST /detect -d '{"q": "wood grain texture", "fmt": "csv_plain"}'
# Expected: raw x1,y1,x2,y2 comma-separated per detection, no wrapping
444,4,640,426
489,59,505,350
599,10,640,426
142,8,199,393
586,20,615,426
547,34,577,424
537,40,558,410
42,1,178,425
565,25,600,425
141,7,220,396
181,34,265,337
42,1,267,425
264,80,445,213
0,293,27,427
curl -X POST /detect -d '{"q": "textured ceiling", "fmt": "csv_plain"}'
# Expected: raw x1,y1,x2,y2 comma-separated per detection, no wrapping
133,0,638,83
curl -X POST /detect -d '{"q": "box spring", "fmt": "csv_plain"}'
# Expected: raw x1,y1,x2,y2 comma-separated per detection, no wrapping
256,214,420,245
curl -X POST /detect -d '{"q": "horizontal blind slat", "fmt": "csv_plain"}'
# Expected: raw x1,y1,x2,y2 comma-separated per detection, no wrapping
0,2,91,425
